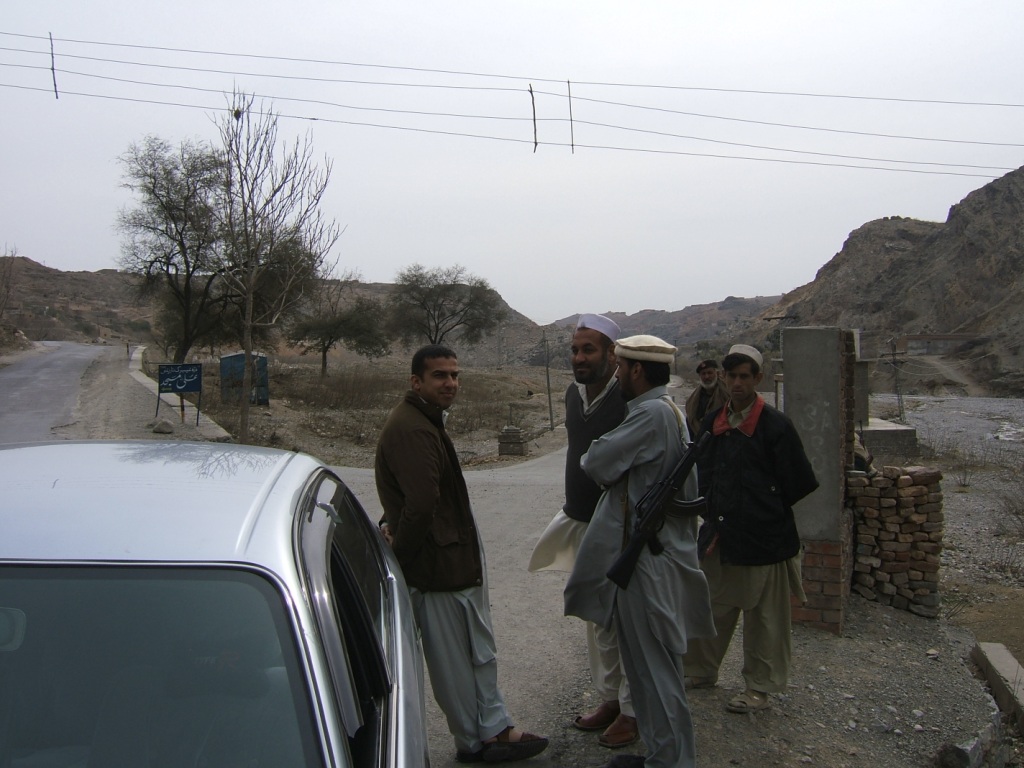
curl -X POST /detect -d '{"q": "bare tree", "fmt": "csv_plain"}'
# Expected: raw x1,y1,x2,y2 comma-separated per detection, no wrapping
387,263,507,346
217,91,340,441
0,244,17,323
117,136,229,362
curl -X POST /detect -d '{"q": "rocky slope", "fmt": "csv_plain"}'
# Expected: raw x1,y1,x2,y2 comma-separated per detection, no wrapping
755,166,1024,391
5,164,1024,386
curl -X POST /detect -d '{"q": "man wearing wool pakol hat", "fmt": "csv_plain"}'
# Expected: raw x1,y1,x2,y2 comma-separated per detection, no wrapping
565,334,715,768
682,343,818,716
684,359,728,440
529,313,638,749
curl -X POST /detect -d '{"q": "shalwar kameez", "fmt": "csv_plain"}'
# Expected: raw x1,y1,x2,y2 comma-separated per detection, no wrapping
565,382,715,768
529,374,632,717
376,389,526,758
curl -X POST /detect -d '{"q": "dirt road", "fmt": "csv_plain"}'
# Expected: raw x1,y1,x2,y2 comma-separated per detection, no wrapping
347,455,1006,768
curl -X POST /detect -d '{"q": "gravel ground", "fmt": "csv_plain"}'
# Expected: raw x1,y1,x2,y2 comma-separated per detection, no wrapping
19,345,1024,767
877,394,1024,599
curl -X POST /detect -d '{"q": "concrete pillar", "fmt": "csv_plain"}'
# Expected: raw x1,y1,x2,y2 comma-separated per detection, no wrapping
854,361,872,426
783,327,844,541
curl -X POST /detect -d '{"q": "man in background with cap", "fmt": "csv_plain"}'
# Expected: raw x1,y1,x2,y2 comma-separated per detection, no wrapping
528,313,637,749
684,359,728,439
565,335,715,768
682,344,818,715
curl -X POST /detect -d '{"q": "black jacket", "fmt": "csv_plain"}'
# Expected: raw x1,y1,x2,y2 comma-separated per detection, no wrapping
697,398,818,566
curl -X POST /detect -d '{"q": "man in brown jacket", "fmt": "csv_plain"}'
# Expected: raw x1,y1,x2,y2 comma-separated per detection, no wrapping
684,359,728,439
375,344,548,764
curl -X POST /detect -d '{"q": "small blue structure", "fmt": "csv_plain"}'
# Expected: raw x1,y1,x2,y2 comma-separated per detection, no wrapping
219,352,269,405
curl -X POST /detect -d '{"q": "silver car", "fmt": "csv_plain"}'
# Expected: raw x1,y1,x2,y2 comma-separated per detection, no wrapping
0,440,429,768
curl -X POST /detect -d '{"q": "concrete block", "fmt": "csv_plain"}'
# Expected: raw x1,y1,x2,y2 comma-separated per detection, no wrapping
971,642,1024,730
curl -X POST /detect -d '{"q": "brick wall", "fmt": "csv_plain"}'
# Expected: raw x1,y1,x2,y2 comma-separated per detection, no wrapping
785,332,944,631
848,466,944,617
795,517,853,633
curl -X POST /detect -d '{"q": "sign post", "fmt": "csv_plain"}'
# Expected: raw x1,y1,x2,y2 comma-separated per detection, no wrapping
157,364,203,426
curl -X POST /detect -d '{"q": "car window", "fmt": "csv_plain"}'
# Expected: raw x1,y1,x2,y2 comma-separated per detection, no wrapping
303,475,394,768
0,566,323,768
318,480,389,643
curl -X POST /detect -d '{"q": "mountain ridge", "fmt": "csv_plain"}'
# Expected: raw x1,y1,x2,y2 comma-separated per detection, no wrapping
3,164,1024,388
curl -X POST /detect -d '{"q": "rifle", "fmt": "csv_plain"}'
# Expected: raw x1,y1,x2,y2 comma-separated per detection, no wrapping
606,430,711,590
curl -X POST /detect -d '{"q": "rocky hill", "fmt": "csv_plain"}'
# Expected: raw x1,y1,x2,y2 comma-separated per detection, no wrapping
5,164,1024,390
0,257,153,345
750,166,1024,393
0,257,774,371
553,296,780,352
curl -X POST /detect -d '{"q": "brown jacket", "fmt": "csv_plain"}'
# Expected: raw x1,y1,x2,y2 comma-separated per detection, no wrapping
684,378,729,439
374,391,483,592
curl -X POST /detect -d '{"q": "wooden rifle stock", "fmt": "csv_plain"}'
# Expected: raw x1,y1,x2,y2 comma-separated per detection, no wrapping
606,431,711,589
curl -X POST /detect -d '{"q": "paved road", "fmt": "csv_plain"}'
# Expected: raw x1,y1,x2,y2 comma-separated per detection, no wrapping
0,342,110,444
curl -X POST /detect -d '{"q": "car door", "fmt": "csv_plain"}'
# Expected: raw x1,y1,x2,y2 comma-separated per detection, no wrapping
299,471,429,768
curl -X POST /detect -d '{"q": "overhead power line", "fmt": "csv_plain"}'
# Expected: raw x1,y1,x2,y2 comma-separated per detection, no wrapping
7,60,1014,171
3,38,1023,150
0,81,1004,178
0,28,1021,178
5,30,1024,110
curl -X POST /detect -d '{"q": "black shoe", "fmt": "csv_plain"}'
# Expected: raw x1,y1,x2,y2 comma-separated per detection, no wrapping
481,732,549,763
604,755,644,768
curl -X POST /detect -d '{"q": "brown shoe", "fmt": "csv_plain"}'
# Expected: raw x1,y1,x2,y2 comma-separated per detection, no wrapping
481,727,549,763
573,700,620,731
598,713,639,749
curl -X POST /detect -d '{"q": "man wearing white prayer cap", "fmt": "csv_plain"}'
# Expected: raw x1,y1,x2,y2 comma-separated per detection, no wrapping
565,334,715,768
682,343,819,716
529,313,638,748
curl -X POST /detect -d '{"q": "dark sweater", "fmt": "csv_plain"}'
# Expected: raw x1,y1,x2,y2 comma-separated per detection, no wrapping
563,381,626,523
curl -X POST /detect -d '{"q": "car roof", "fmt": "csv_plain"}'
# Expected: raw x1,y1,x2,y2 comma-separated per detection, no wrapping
0,440,328,566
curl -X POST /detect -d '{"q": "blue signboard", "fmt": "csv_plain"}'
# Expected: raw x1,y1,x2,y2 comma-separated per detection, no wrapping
158,364,203,394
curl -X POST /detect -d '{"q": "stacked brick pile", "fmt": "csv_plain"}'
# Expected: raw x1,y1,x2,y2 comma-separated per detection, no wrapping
848,465,944,617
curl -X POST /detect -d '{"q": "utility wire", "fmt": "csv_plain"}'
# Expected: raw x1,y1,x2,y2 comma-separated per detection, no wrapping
573,119,1014,171
3,41,1022,149
567,94,1024,148
4,29,1024,109
15,61,1013,171
0,30,1020,178
0,81,1003,178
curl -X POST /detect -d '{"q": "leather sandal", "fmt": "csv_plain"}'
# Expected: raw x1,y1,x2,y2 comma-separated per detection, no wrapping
597,713,639,749
726,689,770,714
573,700,620,731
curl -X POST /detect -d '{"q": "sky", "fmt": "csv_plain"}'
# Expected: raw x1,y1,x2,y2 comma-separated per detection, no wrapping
2,3,1023,325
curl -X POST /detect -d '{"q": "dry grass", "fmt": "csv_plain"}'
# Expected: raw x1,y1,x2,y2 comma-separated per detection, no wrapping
173,354,572,465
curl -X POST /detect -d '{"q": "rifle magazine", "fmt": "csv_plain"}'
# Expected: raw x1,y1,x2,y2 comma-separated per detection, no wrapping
664,496,707,519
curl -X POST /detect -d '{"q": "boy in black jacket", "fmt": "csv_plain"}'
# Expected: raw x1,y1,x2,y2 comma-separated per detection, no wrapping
682,344,818,715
